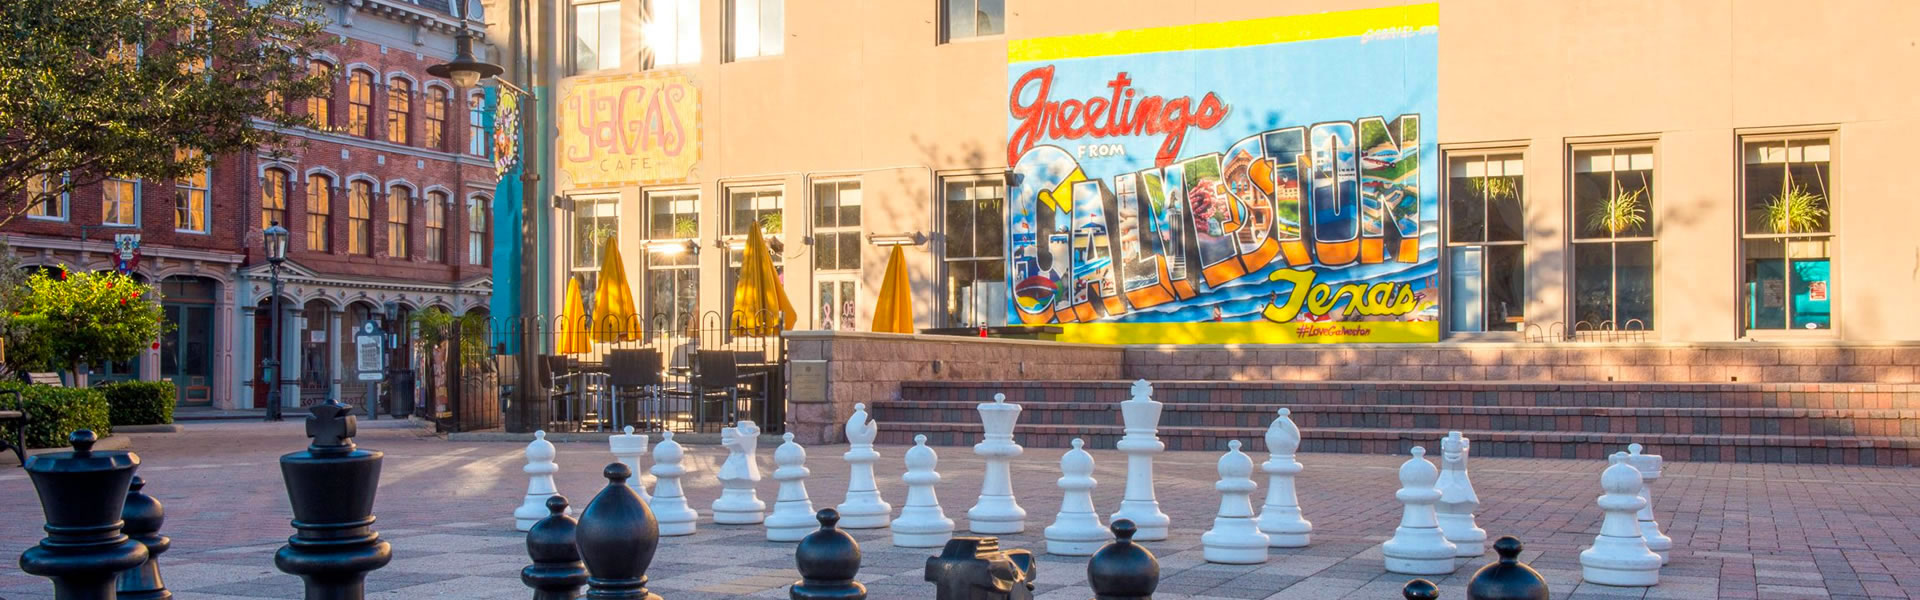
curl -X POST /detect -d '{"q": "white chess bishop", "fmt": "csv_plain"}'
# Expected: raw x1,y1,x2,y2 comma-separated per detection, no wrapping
713,420,767,524
1626,443,1673,564
892,434,955,548
1257,408,1312,548
1110,379,1171,541
764,433,816,542
836,403,892,529
1382,446,1458,575
608,425,651,503
1580,452,1663,587
967,393,1027,534
1434,432,1485,557
649,431,699,536
1201,440,1270,564
1043,438,1108,555
515,430,568,531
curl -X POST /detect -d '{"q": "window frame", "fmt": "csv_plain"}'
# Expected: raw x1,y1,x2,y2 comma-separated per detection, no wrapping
173,149,211,234
642,186,701,332
25,172,69,222
261,168,290,231
307,61,333,131
347,179,375,256
1736,128,1840,338
467,91,488,157
725,0,785,62
387,186,413,259
643,0,702,67
1566,139,1659,334
468,196,490,266
306,174,334,252
346,69,375,138
1440,146,1528,337
386,77,412,145
572,0,623,74
810,178,862,273
425,191,449,263
937,171,1008,328
424,86,449,151
939,0,1006,44
102,177,141,228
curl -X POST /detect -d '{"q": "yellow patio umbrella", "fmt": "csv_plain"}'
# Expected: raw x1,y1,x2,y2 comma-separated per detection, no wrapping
555,276,590,354
730,223,797,336
589,237,640,342
871,245,914,333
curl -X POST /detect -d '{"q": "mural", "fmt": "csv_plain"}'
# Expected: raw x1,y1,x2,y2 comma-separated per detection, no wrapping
1005,5,1440,344
556,71,701,187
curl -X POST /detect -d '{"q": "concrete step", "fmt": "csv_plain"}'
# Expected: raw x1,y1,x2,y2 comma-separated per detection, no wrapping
902,380,1920,410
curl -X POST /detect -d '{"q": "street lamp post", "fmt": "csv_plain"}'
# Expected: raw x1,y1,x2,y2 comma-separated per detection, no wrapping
262,222,290,422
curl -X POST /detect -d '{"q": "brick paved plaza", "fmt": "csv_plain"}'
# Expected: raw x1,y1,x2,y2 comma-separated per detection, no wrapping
4,420,1919,599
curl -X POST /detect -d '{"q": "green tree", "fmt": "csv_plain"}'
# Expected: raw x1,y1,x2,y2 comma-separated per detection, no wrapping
11,269,168,383
0,0,332,221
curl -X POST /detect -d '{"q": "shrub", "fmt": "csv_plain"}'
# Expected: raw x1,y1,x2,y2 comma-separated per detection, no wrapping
100,380,176,426
0,381,111,448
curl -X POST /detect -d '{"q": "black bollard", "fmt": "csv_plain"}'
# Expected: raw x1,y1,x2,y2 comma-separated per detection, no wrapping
1402,579,1440,600
791,508,867,600
1087,520,1157,600
924,536,1038,600
576,463,661,600
118,475,173,599
523,495,588,600
19,430,150,600
1467,536,1551,600
276,401,392,600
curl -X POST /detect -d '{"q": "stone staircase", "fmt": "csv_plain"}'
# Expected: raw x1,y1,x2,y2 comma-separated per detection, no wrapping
870,380,1920,465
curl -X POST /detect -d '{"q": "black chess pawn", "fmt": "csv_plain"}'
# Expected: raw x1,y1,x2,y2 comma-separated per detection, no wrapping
523,495,588,600
1402,579,1440,600
576,463,661,600
791,508,867,600
1467,536,1550,600
276,401,393,600
19,430,150,600
1087,520,1158,600
119,476,173,599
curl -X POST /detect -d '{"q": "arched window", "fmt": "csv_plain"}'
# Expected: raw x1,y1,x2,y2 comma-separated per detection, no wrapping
424,87,449,151
307,62,332,130
388,186,412,258
306,174,333,251
426,191,448,263
348,180,374,255
347,70,373,137
386,78,411,144
262,169,289,230
468,197,490,266
467,91,487,157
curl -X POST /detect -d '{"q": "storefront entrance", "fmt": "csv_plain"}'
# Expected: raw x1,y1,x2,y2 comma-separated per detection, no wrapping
160,277,218,406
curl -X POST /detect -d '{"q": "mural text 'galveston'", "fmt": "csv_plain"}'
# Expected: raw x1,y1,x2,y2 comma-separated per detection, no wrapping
1005,5,1441,344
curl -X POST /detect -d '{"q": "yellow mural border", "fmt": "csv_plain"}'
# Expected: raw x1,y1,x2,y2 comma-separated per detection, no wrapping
1049,322,1439,345
1008,4,1438,63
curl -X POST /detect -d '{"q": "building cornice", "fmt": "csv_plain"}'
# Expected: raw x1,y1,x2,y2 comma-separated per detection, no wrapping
1,234,245,266
251,120,498,170
321,0,488,41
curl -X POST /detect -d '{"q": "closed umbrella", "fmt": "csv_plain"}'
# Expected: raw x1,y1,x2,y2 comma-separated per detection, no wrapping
556,276,590,354
590,237,640,342
871,245,913,333
730,223,797,336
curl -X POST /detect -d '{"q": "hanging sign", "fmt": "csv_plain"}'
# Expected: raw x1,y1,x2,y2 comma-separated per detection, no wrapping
555,70,702,187
113,234,142,274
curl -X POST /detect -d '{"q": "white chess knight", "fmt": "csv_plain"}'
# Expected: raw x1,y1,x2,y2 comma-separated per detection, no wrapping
1581,452,1664,587
1257,408,1312,548
515,430,569,531
1382,446,1459,575
1043,439,1108,555
713,420,767,524
649,431,699,536
1627,443,1674,564
764,433,816,542
892,434,955,548
609,425,651,503
1435,432,1486,557
967,393,1027,534
1202,440,1270,564
1110,379,1171,541
836,403,892,529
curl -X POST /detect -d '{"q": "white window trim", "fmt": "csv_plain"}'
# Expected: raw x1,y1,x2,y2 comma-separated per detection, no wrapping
27,173,70,222
1439,146,1529,339
939,0,1007,45
1565,138,1661,337
1735,128,1840,339
809,178,862,273
102,177,142,228
721,182,785,245
571,0,624,74
935,171,1008,327
725,0,785,62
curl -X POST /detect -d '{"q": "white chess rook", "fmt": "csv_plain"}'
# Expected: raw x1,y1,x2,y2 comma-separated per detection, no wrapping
967,393,1027,534
1580,452,1663,587
892,434,955,548
609,425,651,503
1627,443,1674,565
1044,439,1109,556
1435,432,1486,558
1111,379,1171,541
1202,440,1270,564
515,430,569,531
713,420,767,524
1257,408,1312,548
764,433,816,542
1382,446,1458,575
836,403,892,529
649,431,699,536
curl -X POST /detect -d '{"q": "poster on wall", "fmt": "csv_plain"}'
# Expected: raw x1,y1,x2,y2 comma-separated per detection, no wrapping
1005,4,1440,344
556,71,702,188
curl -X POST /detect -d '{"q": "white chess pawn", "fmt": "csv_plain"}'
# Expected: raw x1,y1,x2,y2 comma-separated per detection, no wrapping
1435,432,1486,558
1257,408,1312,548
515,430,569,531
764,433,816,542
1581,452,1663,586
713,420,767,525
609,425,651,503
967,393,1027,534
1044,438,1108,555
1202,440,1269,564
837,402,892,529
1627,443,1673,565
892,434,955,548
1111,379,1171,541
1383,446,1458,575
649,431,699,536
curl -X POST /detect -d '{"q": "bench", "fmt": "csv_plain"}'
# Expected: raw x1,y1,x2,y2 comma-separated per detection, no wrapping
27,372,63,387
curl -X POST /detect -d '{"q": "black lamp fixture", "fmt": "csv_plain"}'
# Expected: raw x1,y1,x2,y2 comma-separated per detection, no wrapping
262,221,290,421
425,21,502,88
263,222,290,263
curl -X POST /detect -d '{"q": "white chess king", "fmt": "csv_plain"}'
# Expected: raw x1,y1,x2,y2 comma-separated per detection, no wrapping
967,393,1027,534
1257,408,1312,548
1110,379,1171,541
712,420,767,525
836,403,892,529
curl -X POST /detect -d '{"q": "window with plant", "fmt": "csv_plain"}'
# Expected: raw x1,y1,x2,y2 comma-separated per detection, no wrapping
1571,146,1655,330
644,190,700,333
1741,137,1832,332
1445,152,1525,333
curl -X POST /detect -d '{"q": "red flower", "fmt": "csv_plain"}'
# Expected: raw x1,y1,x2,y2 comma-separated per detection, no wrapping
118,298,127,306
150,342,160,350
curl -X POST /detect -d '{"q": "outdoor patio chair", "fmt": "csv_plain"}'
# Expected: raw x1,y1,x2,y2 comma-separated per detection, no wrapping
690,350,741,431
605,348,664,432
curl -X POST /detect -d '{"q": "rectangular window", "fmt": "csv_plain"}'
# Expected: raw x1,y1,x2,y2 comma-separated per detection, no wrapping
648,189,700,240
728,185,784,237
644,0,702,66
572,195,619,301
574,1,621,72
645,189,700,333
306,176,332,251
1741,136,1833,332
1445,152,1525,332
262,170,288,230
307,62,332,130
347,181,373,255
388,189,411,258
1571,145,1656,331
26,173,66,220
347,71,373,137
424,88,448,151
425,192,448,262
386,79,411,145
174,149,209,233
943,0,1004,42
728,0,783,61
812,180,862,272
940,175,1006,327
103,177,139,226
468,200,489,266
468,93,488,156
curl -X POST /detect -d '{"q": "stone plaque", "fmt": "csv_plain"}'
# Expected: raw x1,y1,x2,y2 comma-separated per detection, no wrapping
789,360,828,404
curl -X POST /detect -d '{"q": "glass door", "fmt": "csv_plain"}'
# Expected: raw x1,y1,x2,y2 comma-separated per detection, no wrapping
815,275,859,331
161,303,215,406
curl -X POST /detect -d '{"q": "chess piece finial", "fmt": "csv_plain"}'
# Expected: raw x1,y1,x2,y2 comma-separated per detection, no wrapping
1466,536,1551,600
1087,520,1158,600
790,509,867,600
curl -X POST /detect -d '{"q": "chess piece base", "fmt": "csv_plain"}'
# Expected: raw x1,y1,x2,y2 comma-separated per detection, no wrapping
966,497,1026,534
1264,532,1310,548
790,582,868,600
657,520,697,537
1580,563,1661,587
1384,555,1457,576
1200,523,1269,565
1045,538,1104,556
1640,521,1673,565
1579,540,1661,587
714,510,764,525
1437,513,1487,557
1383,529,1459,575
1110,505,1169,542
766,513,815,542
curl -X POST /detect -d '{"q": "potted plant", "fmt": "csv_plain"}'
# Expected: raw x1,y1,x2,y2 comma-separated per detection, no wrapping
1588,185,1647,236
1761,180,1827,234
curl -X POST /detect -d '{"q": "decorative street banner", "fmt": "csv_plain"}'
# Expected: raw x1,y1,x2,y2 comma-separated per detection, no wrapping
492,87,521,178
1005,5,1440,344
556,70,701,188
